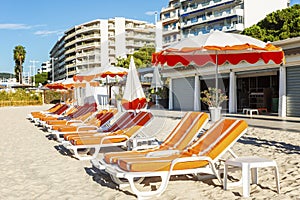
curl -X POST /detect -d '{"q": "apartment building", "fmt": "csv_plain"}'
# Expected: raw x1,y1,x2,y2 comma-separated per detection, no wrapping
160,0,289,47
49,35,65,81
180,0,289,38
160,0,181,48
108,17,156,64
37,61,51,74
49,18,155,81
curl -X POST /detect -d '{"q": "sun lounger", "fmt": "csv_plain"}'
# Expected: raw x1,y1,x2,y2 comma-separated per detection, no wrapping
45,109,96,131
51,109,118,141
30,104,71,123
61,111,154,160
56,110,136,142
54,109,117,132
39,102,97,127
91,112,209,170
102,118,248,199
27,102,68,121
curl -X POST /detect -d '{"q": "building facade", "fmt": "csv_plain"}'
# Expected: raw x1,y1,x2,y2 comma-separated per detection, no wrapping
37,61,51,74
162,36,300,118
160,0,181,48
158,0,296,117
49,18,155,81
49,35,65,81
160,0,290,47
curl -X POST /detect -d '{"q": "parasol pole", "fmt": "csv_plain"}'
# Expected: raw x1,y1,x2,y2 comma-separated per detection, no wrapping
155,84,159,106
215,50,218,107
106,76,109,110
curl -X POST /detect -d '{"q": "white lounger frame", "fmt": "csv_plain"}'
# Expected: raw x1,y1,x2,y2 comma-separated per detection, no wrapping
102,122,247,199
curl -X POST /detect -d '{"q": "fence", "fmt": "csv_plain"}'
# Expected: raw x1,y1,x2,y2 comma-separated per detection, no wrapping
0,100,42,107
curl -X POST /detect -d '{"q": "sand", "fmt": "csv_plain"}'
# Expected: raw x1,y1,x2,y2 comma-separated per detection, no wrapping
0,105,299,199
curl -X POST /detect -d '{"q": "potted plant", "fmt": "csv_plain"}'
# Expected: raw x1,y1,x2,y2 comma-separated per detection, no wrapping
153,86,169,108
113,85,124,111
200,87,228,122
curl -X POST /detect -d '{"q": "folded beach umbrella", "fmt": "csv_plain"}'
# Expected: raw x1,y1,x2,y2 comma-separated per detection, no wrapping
150,66,163,89
121,57,147,110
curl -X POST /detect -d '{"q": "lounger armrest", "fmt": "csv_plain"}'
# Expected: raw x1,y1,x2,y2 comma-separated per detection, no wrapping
146,150,180,157
95,135,130,151
77,126,98,132
100,135,129,145
66,120,83,125
129,137,160,150
172,156,213,164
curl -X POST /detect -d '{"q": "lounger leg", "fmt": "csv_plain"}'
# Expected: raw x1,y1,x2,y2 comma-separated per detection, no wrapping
127,175,169,199
242,163,250,197
224,164,228,190
210,162,222,184
72,147,93,160
274,166,280,194
251,167,258,184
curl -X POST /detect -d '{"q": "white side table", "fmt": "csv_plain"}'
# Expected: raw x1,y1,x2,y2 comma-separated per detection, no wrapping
242,108,250,114
223,156,280,197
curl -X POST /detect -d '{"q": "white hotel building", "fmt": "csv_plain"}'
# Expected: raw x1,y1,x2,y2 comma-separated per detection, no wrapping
160,0,290,47
49,17,155,81
159,0,298,117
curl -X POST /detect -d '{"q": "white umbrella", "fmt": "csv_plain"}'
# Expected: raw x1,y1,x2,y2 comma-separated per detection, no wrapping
150,66,163,106
121,57,147,110
150,66,163,89
152,30,285,104
73,65,128,82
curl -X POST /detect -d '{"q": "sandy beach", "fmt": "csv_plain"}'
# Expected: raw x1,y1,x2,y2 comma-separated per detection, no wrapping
0,105,299,199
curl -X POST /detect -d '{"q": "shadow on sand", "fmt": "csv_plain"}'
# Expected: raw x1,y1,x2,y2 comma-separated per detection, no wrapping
238,136,300,155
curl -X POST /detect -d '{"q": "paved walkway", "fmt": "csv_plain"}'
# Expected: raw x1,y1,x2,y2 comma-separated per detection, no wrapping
150,107,300,133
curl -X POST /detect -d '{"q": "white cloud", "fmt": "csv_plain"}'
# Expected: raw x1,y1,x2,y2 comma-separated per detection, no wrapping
145,11,158,16
0,23,31,30
34,30,63,37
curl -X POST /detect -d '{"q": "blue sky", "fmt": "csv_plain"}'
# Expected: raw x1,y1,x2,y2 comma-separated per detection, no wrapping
0,0,299,74
0,0,169,74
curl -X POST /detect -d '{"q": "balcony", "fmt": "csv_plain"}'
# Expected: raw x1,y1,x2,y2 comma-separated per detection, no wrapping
160,3,180,14
162,39,180,48
163,27,180,35
161,15,179,24
65,31,76,40
76,25,100,34
65,47,76,55
222,23,244,32
76,34,101,42
108,24,115,30
76,42,101,50
65,55,76,62
126,33,155,41
181,8,243,29
180,0,235,17
64,39,77,48
126,42,148,48
109,50,115,55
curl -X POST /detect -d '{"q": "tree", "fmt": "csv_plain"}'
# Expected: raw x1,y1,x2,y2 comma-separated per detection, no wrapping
13,45,26,84
242,4,300,42
116,45,155,69
34,72,48,87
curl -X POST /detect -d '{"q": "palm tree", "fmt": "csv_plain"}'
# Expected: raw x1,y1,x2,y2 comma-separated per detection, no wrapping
13,45,26,84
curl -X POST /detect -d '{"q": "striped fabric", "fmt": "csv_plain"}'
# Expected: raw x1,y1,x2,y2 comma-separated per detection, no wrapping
103,112,208,164
116,118,247,172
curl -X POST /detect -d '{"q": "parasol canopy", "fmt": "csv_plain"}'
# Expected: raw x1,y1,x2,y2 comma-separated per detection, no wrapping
152,30,285,67
152,31,285,107
150,66,163,89
121,57,147,110
73,65,128,82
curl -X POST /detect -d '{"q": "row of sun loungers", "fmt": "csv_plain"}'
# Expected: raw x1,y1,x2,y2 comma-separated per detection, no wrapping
27,104,248,198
